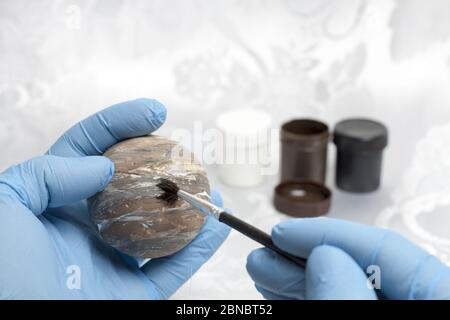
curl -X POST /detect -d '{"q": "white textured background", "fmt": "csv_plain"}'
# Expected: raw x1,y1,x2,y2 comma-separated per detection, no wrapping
2,0,450,299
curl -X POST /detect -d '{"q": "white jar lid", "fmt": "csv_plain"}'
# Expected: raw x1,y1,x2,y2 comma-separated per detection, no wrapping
215,108,272,143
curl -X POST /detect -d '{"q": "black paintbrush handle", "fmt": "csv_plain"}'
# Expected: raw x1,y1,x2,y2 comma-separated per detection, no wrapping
218,211,306,268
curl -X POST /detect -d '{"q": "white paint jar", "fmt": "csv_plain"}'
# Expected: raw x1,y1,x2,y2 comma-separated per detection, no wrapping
215,108,273,187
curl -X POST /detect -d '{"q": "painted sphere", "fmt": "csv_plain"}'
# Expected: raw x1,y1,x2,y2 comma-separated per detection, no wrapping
88,135,209,258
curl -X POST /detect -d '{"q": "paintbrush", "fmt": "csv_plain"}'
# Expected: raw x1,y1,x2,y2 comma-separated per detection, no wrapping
156,178,306,268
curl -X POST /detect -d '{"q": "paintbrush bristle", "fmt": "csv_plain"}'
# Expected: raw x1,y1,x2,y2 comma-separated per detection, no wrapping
156,178,180,205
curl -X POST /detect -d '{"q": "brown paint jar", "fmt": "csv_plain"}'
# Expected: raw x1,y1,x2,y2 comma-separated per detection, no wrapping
280,119,329,183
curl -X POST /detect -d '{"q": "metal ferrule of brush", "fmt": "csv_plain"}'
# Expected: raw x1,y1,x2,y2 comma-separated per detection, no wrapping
177,190,223,220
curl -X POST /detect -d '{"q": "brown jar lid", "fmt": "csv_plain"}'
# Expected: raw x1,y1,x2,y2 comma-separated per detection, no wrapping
273,181,332,217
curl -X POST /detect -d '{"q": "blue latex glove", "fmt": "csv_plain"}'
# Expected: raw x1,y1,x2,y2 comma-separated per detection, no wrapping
246,217,450,300
0,98,230,299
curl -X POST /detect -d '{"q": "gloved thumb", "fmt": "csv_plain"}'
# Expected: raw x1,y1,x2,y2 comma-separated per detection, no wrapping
306,245,378,300
0,155,114,215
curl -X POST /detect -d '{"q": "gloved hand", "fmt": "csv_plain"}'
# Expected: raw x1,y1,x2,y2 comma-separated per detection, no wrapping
246,217,450,300
0,98,230,299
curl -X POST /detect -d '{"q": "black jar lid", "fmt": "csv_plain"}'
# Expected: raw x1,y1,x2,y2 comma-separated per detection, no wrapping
333,119,388,151
273,180,331,217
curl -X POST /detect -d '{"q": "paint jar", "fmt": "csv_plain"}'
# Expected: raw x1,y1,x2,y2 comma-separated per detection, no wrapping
333,119,388,193
215,108,273,187
280,119,329,183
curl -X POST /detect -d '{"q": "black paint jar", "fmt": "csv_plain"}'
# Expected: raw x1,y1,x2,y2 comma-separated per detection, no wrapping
333,119,388,193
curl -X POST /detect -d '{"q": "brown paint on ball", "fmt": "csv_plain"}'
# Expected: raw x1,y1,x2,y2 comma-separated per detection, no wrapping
88,135,209,258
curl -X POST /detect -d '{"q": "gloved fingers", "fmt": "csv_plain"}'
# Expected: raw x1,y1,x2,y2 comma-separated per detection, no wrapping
306,245,378,300
255,285,294,300
0,155,113,215
271,218,389,262
142,216,230,299
246,248,306,299
271,217,449,299
47,98,166,157
141,190,230,299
